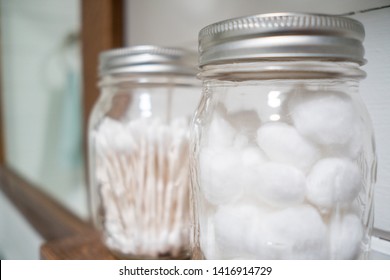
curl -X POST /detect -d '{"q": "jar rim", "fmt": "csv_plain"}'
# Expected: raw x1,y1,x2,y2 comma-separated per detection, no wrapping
98,72,200,88
198,61,366,80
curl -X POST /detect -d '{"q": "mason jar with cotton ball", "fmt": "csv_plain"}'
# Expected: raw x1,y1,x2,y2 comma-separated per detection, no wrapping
88,45,200,259
190,13,376,260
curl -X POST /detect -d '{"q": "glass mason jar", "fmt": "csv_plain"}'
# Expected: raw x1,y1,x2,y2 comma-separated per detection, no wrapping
191,13,376,260
89,46,200,259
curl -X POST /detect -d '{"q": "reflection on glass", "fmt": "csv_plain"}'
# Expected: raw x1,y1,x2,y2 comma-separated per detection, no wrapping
139,92,152,118
267,90,281,108
269,114,281,121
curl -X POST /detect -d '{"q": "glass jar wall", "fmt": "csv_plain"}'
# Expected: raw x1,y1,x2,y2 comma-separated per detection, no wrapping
88,46,199,259
191,13,376,260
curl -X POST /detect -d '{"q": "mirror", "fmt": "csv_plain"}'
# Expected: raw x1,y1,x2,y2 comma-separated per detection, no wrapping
0,0,87,219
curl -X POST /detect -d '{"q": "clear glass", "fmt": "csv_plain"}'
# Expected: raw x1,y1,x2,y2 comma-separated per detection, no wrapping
191,61,376,260
89,73,199,259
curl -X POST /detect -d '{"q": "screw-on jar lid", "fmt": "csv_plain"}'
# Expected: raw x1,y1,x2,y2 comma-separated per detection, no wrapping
198,13,366,67
99,45,197,76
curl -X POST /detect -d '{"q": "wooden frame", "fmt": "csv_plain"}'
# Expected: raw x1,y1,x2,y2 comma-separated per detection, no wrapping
81,0,124,154
0,0,124,259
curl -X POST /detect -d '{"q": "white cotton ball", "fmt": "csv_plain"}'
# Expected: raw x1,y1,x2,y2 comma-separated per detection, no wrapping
199,206,219,259
306,158,362,211
241,146,268,167
111,129,137,152
344,123,364,159
214,203,268,259
326,121,364,159
170,117,188,130
207,114,236,148
329,212,363,259
233,134,250,149
98,117,122,133
199,217,218,259
289,90,359,147
344,200,362,217
226,110,261,142
97,117,137,152
170,118,189,142
257,122,321,171
199,148,243,205
247,162,306,208
249,205,328,259
95,118,119,149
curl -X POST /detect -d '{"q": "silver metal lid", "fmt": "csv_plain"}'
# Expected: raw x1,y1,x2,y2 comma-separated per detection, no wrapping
99,45,197,76
199,13,366,66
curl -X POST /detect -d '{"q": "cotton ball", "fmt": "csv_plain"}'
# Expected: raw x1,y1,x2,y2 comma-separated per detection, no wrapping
257,122,321,171
326,121,364,159
329,212,363,259
207,113,236,148
97,117,122,134
199,148,243,205
233,134,250,149
170,118,189,141
226,110,261,141
248,162,306,207
96,118,131,151
214,203,268,259
306,158,362,211
344,123,364,159
199,211,219,259
249,205,328,259
289,90,359,147
344,200,362,217
245,222,285,259
240,147,269,203
109,119,143,154
241,146,268,168
170,117,188,130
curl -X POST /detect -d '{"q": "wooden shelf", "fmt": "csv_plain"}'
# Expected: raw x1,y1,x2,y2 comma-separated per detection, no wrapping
41,230,117,260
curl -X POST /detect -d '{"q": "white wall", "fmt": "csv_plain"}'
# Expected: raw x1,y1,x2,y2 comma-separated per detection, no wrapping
125,0,390,48
125,0,390,233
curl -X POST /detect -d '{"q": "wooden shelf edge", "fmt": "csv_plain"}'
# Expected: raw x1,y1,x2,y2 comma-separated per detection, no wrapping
40,231,117,260
0,166,92,241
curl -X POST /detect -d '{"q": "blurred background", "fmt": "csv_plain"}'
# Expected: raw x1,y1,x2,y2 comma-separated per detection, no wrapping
0,0,389,259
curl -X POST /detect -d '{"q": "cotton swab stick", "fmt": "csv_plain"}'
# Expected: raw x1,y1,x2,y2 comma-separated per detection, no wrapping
94,117,190,258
